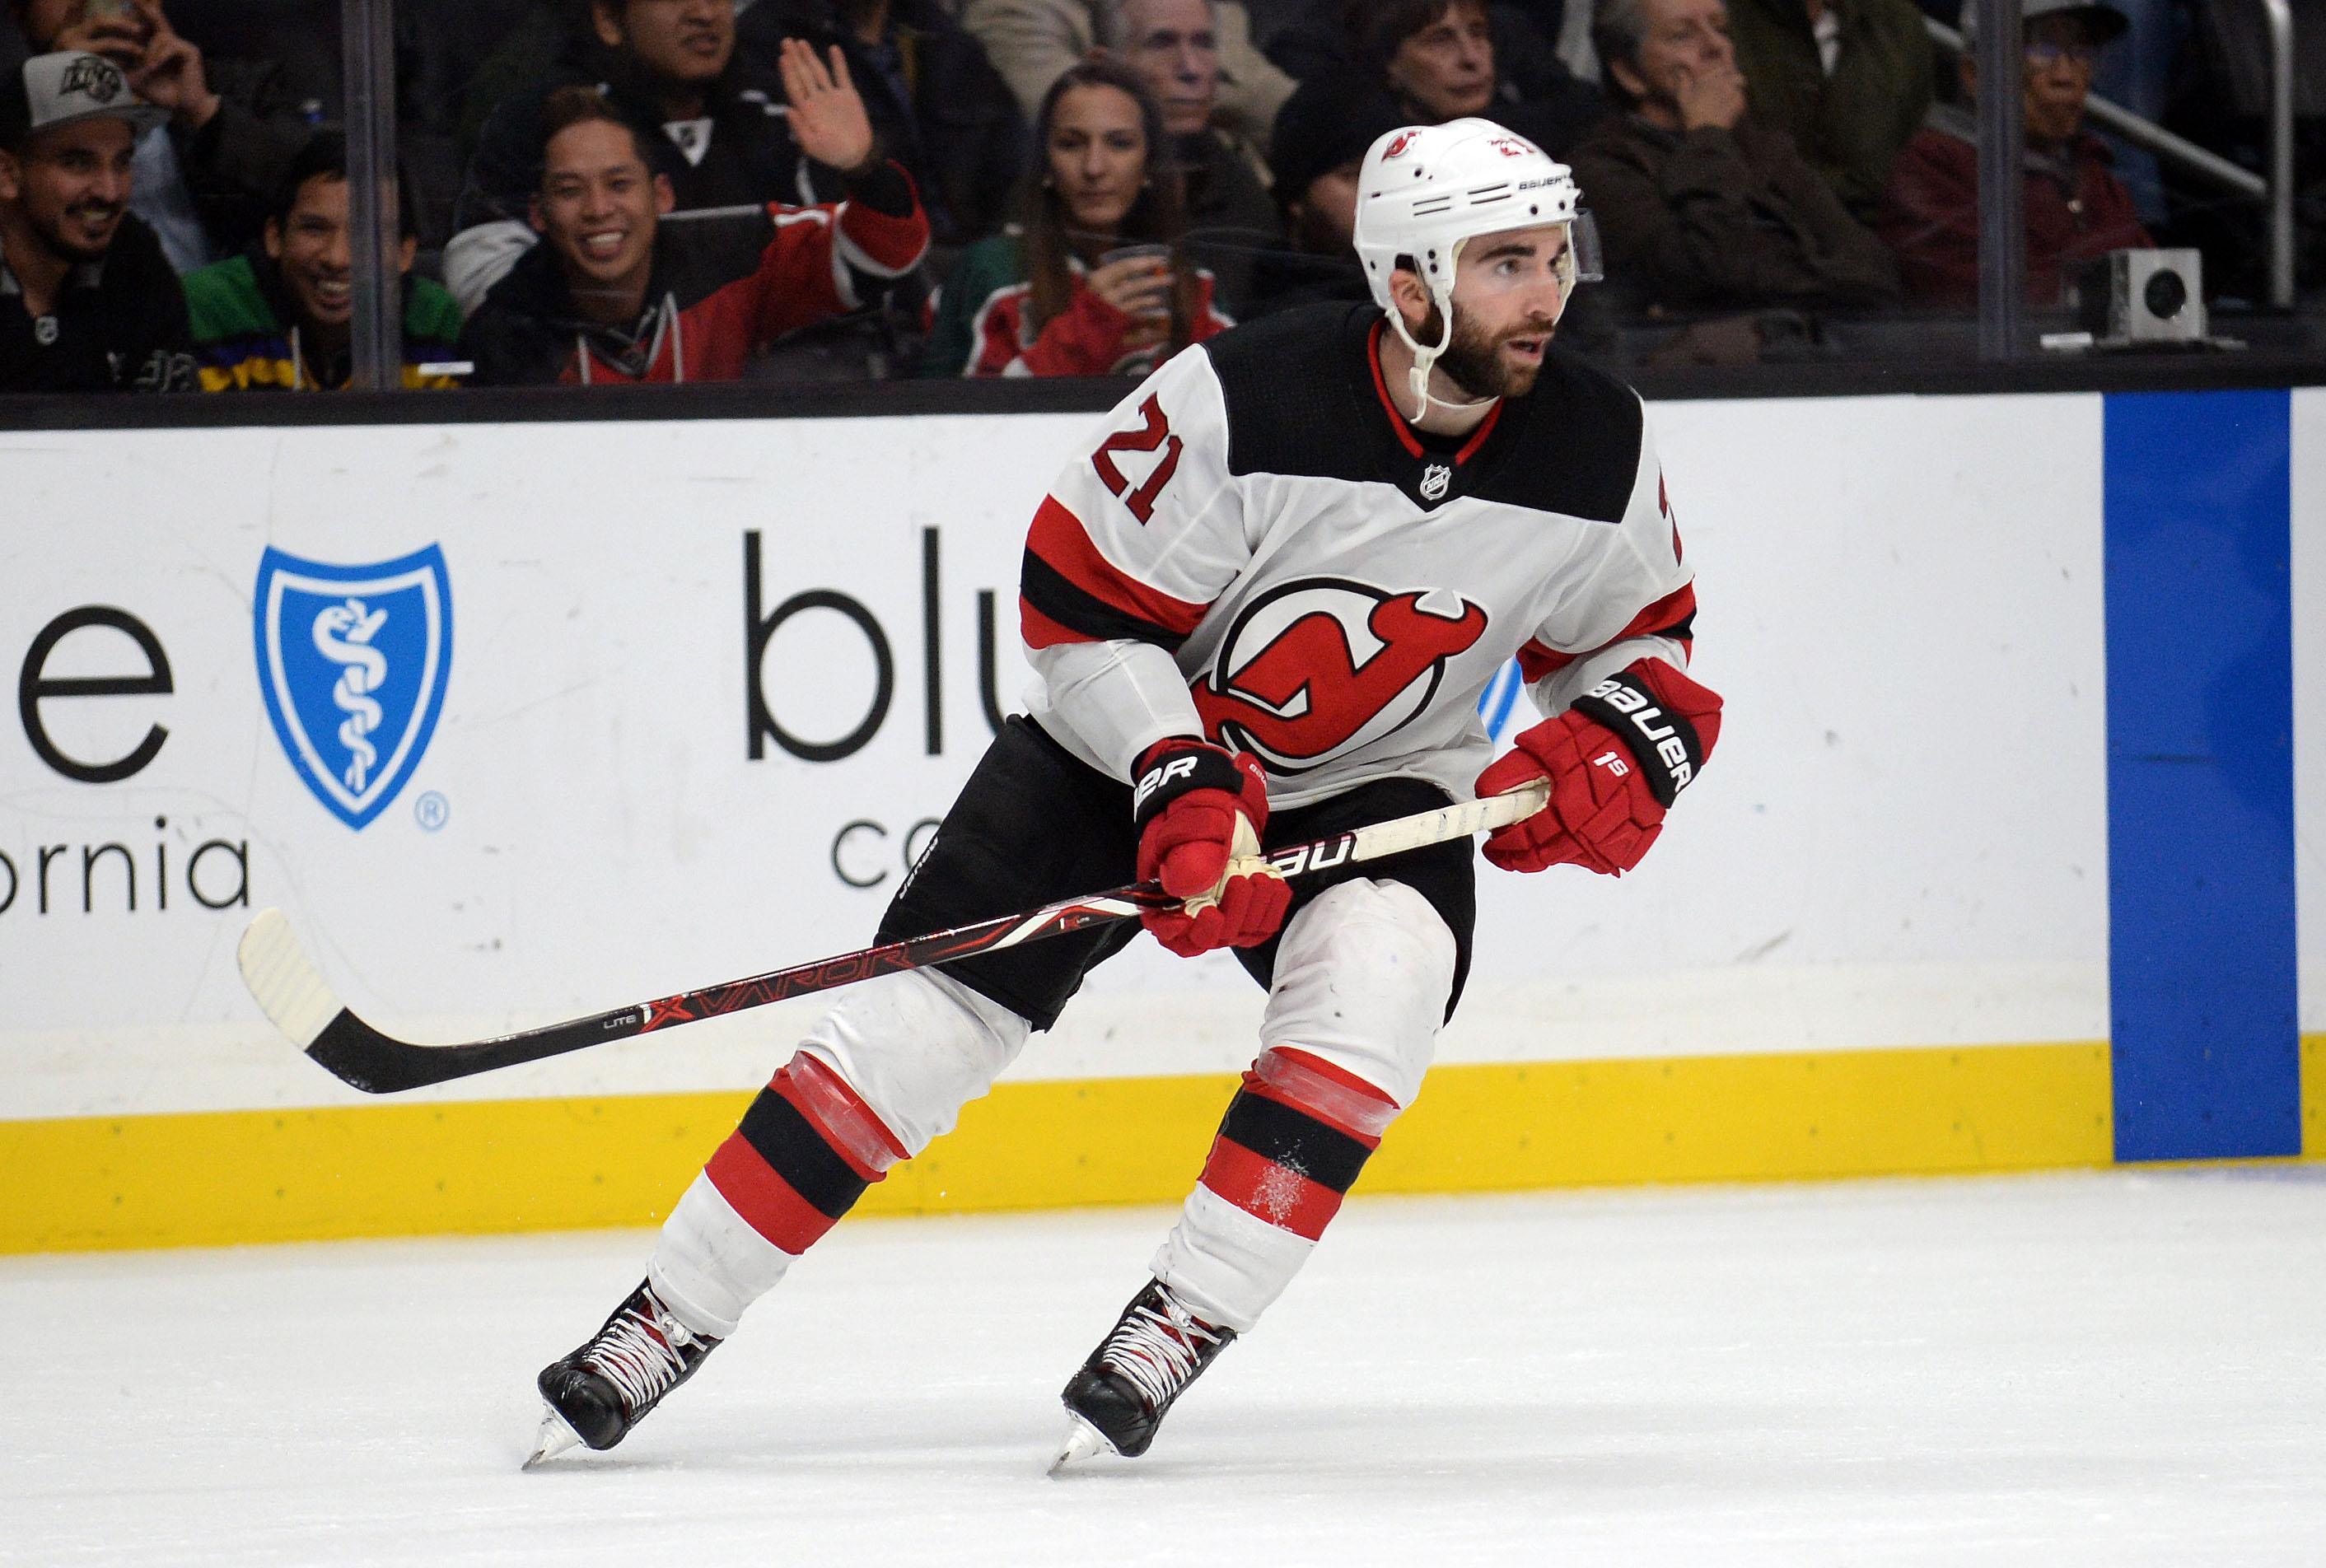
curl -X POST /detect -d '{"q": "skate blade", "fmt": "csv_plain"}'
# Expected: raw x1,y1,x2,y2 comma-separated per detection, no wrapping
522,1403,585,1470
1047,1414,1114,1476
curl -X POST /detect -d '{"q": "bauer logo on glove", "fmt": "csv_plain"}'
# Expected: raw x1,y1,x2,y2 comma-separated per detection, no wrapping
1474,659,1723,877
1572,670,1707,805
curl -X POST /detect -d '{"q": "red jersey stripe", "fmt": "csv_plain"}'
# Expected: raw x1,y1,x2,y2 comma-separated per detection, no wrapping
1020,595,1093,651
1516,581,1698,684
1024,495,1208,637
1516,638,1575,684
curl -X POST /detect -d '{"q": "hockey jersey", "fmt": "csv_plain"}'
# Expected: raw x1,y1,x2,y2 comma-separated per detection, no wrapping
1017,301,1697,810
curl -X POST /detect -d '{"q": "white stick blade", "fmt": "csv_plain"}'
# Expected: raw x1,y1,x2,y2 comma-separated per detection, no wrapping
237,908,344,1048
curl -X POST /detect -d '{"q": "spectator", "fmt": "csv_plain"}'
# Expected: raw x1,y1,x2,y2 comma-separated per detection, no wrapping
1270,0,1606,160
1570,0,1899,311
1721,0,1934,222
960,0,1293,150
0,50,193,390
1102,0,1278,310
736,0,1023,250
450,0,833,315
459,58,928,385
1879,0,2148,306
7,0,315,273
1243,72,1402,311
182,132,466,392
920,58,1231,376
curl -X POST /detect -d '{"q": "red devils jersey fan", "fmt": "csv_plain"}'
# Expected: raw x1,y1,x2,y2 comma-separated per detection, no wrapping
526,118,1723,1471
460,54,927,387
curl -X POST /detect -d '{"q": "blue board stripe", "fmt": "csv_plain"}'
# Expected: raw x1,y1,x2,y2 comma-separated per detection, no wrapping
2103,390,2300,1160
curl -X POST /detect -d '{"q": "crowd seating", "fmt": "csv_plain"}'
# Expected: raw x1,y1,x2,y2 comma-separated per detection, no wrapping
1,0,2319,396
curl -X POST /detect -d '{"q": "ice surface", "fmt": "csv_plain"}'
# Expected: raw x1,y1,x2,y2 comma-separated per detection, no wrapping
7,1169,2324,1566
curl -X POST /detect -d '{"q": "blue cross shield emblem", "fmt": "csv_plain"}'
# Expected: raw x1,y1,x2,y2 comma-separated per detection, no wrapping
255,544,453,830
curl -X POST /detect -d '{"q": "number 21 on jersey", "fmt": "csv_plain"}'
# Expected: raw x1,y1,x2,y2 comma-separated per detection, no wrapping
1091,394,1184,525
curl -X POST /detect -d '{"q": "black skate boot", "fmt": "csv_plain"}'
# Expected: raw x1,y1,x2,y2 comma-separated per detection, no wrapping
1051,1280,1236,1471
525,1279,722,1468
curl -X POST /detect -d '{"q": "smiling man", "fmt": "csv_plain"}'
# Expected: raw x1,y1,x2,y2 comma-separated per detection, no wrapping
7,0,314,271
526,118,1723,1475
459,51,927,385
448,0,841,315
181,133,466,391
0,49,192,391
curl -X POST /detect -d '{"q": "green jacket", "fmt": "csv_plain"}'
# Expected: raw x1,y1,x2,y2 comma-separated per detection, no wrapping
1724,0,1935,223
182,254,466,391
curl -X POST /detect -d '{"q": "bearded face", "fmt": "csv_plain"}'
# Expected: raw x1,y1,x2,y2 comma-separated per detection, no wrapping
2,119,138,266
1430,303,1549,400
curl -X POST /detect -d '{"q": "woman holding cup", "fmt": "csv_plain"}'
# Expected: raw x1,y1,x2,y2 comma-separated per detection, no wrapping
921,58,1232,377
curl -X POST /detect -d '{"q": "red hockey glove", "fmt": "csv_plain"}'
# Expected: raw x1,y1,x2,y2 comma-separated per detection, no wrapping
1132,737,1291,957
1476,660,1724,876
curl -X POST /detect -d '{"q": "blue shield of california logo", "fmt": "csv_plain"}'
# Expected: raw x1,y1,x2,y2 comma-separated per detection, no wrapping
255,544,452,830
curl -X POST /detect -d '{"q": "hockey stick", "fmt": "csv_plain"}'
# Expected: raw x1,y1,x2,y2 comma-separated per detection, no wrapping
239,780,1548,1095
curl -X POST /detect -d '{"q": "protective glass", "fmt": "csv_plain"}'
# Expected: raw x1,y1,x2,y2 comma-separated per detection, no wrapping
1568,212,1605,287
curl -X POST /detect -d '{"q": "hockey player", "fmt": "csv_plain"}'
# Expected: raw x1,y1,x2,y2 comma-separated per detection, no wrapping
528,115,1723,1470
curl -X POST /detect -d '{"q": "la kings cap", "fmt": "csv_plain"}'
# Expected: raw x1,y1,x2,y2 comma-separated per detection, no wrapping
0,51,168,152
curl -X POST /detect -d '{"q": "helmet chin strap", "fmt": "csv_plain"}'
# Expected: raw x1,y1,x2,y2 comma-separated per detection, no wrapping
1387,239,1497,425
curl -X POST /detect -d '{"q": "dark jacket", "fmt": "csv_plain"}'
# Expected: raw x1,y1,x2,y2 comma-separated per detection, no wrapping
1569,111,1901,312
460,163,928,385
0,213,194,392
1263,7,1606,158
737,0,1023,248
454,52,825,238
161,57,317,264
1878,103,2151,307
1723,0,1935,223
446,37,844,313
1175,128,1279,317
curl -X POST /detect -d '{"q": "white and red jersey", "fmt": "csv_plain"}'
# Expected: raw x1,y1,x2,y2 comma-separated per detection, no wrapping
1017,301,1697,810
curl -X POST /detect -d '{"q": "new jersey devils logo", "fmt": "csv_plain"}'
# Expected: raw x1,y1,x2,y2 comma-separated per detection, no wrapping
1382,130,1420,160
1193,581,1489,774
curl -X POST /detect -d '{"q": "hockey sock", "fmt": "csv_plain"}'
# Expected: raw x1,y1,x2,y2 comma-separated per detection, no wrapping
647,1052,906,1337
1151,1047,1401,1332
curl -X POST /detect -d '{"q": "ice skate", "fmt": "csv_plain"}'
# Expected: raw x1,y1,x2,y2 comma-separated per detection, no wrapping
524,1279,721,1468
1051,1280,1235,1471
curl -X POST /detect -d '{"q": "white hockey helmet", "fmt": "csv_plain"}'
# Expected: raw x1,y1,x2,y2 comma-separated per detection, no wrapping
1352,118,1600,418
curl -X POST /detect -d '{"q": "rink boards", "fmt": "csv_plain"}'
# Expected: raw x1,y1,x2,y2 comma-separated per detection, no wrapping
1,387,2319,1250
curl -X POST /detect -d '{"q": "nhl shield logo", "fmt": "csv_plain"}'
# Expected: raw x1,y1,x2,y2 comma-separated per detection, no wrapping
255,544,452,830
1419,462,1452,502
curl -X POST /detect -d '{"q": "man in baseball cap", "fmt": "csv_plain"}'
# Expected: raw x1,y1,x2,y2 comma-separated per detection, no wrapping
1,49,194,390
1877,0,2150,305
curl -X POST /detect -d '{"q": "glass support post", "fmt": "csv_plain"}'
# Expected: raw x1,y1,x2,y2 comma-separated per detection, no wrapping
1975,0,2025,362
342,0,401,391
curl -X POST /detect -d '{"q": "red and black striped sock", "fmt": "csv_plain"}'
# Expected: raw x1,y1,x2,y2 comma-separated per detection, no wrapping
1195,1048,1400,1242
703,1055,906,1256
